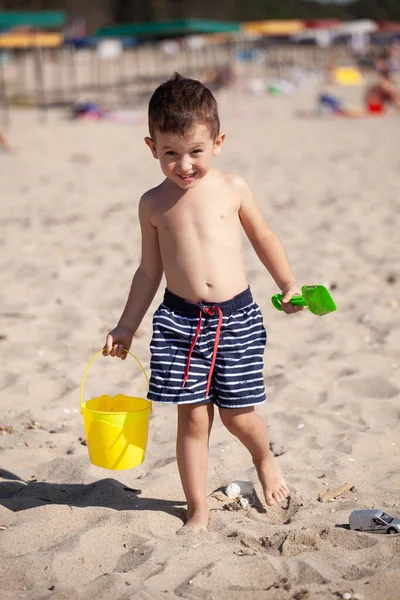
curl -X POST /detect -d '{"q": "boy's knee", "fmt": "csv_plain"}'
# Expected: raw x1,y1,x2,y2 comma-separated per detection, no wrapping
219,407,254,436
221,416,241,436
178,404,211,436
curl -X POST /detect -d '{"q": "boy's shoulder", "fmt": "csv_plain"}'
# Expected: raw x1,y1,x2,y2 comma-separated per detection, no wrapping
140,182,164,203
221,170,250,188
139,183,167,213
216,170,253,198
138,185,164,224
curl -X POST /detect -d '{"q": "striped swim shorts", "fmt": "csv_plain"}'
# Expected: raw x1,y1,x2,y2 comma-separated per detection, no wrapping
147,288,267,408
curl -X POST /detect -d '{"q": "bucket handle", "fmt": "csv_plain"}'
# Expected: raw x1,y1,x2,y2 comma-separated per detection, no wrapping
80,349,150,415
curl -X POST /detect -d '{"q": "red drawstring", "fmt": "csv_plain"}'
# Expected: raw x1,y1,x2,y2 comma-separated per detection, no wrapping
182,305,223,399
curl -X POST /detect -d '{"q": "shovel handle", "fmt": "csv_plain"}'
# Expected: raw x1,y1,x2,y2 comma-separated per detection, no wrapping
271,294,307,311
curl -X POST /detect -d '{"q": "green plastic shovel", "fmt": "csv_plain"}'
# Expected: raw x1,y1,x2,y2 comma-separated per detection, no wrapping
271,285,337,316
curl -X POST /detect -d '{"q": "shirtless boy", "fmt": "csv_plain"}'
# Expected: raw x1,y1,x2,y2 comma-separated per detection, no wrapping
104,73,303,531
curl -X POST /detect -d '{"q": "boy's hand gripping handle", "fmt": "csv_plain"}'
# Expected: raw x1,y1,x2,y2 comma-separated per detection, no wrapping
271,294,307,312
80,349,150,414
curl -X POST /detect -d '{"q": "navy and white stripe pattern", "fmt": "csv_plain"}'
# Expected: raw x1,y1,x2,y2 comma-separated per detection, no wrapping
147,288,267,408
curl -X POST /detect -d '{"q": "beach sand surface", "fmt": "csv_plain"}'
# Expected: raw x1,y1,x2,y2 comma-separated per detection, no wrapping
1,91,400,600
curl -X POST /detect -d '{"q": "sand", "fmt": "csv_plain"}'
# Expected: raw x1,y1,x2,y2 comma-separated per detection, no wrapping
1,88,400,600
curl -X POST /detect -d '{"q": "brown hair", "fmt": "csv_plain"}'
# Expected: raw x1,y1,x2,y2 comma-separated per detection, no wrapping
148,73,220,140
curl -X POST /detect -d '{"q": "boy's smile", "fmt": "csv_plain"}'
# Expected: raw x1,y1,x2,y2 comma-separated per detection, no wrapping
145,124,225,190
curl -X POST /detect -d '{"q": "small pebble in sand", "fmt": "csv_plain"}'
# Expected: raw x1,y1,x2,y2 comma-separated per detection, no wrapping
358,314,371,324
225,483,241,498
239,497,249,509
0,426,13,434
342,593,352,600
297,423,305,429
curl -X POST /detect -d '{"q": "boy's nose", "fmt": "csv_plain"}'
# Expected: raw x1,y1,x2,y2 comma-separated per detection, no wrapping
179,156,192,172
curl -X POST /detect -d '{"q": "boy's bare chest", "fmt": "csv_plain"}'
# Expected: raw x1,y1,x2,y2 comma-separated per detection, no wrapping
153,194,239,234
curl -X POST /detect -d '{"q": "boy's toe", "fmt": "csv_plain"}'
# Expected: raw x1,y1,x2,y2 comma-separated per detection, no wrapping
266,492,276,506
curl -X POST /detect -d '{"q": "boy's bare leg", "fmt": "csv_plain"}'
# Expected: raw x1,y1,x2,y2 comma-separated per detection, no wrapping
176,402,214,530
219,406,289,506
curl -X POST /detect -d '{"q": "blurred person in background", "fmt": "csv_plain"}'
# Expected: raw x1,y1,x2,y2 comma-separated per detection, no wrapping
364,50,400,113
0,128,9,152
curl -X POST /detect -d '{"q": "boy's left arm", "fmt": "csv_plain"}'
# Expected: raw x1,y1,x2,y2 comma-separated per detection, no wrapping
236,177,303,314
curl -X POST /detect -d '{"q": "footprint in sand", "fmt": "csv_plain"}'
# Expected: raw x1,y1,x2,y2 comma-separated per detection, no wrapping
320,526,379,551
279,529,321,556
115,538,154,572
246,489,303,526
244,527,322,558
52,522,147,586
343,564,379,581
337,376,399,400
184,554,327,594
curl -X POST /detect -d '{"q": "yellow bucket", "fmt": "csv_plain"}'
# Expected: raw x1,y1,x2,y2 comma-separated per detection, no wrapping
80,350,151,470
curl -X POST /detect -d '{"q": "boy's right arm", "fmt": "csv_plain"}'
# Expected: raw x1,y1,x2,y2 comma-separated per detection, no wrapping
103,193,163,359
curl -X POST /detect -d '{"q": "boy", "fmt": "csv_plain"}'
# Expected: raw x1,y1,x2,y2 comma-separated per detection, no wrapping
104,73,303,531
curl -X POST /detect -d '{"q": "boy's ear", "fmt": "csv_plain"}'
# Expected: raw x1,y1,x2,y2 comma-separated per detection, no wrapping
145,137,158,159
213,132,226,156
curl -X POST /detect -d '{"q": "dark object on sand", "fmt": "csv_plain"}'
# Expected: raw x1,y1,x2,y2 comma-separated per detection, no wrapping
71,102,104,120
318,482,354,503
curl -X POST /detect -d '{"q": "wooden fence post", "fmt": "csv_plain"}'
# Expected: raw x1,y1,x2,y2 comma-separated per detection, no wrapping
33,36,47,122
0,51,10,127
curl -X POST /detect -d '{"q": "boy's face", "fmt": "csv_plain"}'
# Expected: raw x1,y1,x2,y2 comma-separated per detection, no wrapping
145,124,225,190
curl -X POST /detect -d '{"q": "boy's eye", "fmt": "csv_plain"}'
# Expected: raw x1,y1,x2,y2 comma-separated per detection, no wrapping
192,149,202,154
165,151,176,156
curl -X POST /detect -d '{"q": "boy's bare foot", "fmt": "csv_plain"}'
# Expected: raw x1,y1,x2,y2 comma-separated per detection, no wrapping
255,451,289,506
182,505,209,531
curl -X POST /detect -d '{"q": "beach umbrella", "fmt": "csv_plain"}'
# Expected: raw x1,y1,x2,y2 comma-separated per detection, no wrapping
336,20,378,36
